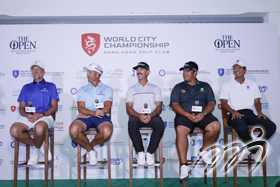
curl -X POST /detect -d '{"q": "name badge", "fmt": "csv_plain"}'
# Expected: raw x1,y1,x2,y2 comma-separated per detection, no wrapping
191,106,202,112
25,107,36,113
95,103,104,109
142,108,151,114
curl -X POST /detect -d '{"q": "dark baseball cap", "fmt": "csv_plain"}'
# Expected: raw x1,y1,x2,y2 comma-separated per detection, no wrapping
179,61,198,71
133,62,150,70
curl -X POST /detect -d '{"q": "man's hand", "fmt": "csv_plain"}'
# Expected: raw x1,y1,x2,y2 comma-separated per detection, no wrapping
138,114,152,124
258,113,270,120
231,111,244,120
27,113,43,123
188,113,204,123
94,110,104,118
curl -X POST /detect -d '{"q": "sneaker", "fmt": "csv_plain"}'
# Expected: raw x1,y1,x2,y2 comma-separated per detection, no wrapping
137,151,145,166
40,143,52,161
237,148,251,162
198,149,212,164
27,149,40,165
146,152,155,166
251,149,262,162
180,165,189,180
88,150,97,165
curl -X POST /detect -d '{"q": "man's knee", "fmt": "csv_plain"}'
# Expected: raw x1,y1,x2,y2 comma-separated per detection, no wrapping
69,123,81,139
206,121,221,134
100,125,113,141
34,122,48,136
10,123,27,138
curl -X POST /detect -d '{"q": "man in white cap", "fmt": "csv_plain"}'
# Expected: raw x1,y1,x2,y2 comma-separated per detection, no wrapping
69,63,113,165
220,59,276,162
126,62,164,166
10,60,59,165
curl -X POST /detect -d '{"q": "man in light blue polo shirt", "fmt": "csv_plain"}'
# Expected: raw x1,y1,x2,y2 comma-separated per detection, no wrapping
10,60,59,165
69,63,113,165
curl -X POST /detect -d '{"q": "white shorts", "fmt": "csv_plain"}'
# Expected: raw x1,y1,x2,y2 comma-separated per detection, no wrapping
15,116,54,129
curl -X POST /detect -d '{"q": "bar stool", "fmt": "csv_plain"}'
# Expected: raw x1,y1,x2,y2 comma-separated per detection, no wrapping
13,127,54,187
76,112,112,187
180,127,217,187
129,127,163,187
222,108,267,187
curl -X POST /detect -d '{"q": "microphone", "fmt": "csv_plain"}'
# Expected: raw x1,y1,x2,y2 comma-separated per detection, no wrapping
95,99,101,110
144,103,148,115
28,101,33,115
194,100,199,116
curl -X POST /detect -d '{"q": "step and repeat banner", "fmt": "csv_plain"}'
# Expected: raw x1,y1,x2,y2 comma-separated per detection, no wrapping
0,23,279,180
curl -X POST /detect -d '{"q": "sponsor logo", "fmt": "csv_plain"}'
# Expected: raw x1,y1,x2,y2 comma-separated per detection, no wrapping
55,122,63,131
110,158,123,165
218,68,224,76
12,89,21,96
132,70,136,77
219,139,224,145
246,70,269,75
162,104,172,111
45,72,64,76
199,88,205,92
162,140,176,148
111,141,124,146
111,102,118,110
0,141,3,146
0,72,5,77
71,140,77,148
70,88,78,95
161,88,172,93
41,88,48,92
0,125,5,129
158,69,180,77
57,88,63,94
259,86,268,93
261,102,269,110
198,70,211,75
163,121,167,129
54,142,64,147
0,159,3,166
165,158,180,163
75,69,87,79
102,69,123,78
0,109,4,112
11,106,16,112
191,139,203,147
159,70,166,76
13,70,19,78
82,33,100,56
214,35,240,53
70,106,78,111
54,156,59,168
10,36,37,54
217,104,222,110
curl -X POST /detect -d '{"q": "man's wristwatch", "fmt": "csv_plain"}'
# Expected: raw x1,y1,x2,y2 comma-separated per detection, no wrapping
153,111,156,116
87,114,91,118
42,113,46,116
230,109,235,113
202,111,207,116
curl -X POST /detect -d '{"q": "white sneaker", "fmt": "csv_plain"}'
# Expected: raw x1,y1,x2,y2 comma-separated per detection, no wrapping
198,150,212,164
27,149,40,165
251,149,262,162
180,165,189,180
137,151,145,166
88,150,97,165
146,152,155,166
40,143,52,161
237,148,251,162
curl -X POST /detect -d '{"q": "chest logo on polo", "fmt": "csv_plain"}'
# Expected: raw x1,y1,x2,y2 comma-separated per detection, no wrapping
247,86,250,90
181,89,185,93
199,88,205,92
41,88,48,92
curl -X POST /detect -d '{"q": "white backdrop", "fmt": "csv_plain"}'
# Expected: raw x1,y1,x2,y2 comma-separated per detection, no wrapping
0,23,279,180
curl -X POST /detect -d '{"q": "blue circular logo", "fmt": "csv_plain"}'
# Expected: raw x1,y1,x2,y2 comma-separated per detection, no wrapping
0,141,3,146
70,88,77,95
11,141,15,148
159,70,166,77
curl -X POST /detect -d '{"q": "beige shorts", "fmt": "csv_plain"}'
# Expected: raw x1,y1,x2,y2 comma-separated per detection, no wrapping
15,116,54,129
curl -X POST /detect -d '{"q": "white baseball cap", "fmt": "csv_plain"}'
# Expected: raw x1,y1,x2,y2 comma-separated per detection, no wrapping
83,63,103,74
30,60,45,70
233,59,247,68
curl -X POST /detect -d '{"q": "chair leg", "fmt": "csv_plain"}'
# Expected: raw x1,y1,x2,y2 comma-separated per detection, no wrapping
26,144,30,186
262,144,267,187
51,134,54,186
14,140,19,187
155,149,158,185
232,131,237,187
204,165,207,184
248,155,252,183
129,138,133,187
224,132,228,183
44,131,48,187
212,145,217,187
159,138,163,187
77,144,81,187
83,154,86,186
107,141,111,187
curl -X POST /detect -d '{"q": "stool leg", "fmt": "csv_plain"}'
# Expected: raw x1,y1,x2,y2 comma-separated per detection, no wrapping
77,144,81,187
44,131,48,187
224,132,228,183
51,134,54,186
14,140,19,187
83,154,86,186
129,138,133,187
159,138,163,187
155,149,158,185
233,131,237,187
107,141,111,187
212,145,217,187
26,144,30,186
262,144,267,187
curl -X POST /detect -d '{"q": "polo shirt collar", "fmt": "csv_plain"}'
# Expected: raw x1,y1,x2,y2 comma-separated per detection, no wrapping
183,79,200,86
136,81,151,87
33,79,46,84
88,81,103,88
233,78,248,85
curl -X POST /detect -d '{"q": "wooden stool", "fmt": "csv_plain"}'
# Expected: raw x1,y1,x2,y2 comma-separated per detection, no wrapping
77,127,111,187
13,128,54,187
129,127,163,187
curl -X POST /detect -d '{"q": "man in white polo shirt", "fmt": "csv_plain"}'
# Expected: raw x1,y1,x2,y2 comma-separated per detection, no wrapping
126,62,164,166
220,59,276,162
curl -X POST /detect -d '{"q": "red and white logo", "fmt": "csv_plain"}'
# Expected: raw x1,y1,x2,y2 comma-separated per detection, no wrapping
218,104,222,110
11,106,16,112
81,33,100,56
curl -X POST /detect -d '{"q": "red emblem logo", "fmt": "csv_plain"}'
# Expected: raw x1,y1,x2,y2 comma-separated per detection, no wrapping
81,33,100,56
11,106,16,112
218,104,222,110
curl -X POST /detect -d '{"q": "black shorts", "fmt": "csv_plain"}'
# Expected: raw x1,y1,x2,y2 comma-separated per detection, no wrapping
174,113,219,133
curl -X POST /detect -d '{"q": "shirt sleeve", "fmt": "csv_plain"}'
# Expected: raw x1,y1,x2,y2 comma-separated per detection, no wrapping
253,82,261,99
154,86,162,102
170,85,180,104
50,83,59,101
104,86,113,102
126,87,133,103
220,83,228,100
17,85,27,103
77,87,85,102
205,83,216,103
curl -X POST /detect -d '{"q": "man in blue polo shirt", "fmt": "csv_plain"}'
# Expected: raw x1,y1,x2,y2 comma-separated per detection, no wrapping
170,61,221,180
69,63,113,165
10,60,59,165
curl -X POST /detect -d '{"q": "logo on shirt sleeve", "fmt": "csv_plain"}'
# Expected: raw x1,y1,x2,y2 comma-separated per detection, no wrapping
181,89,185,93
